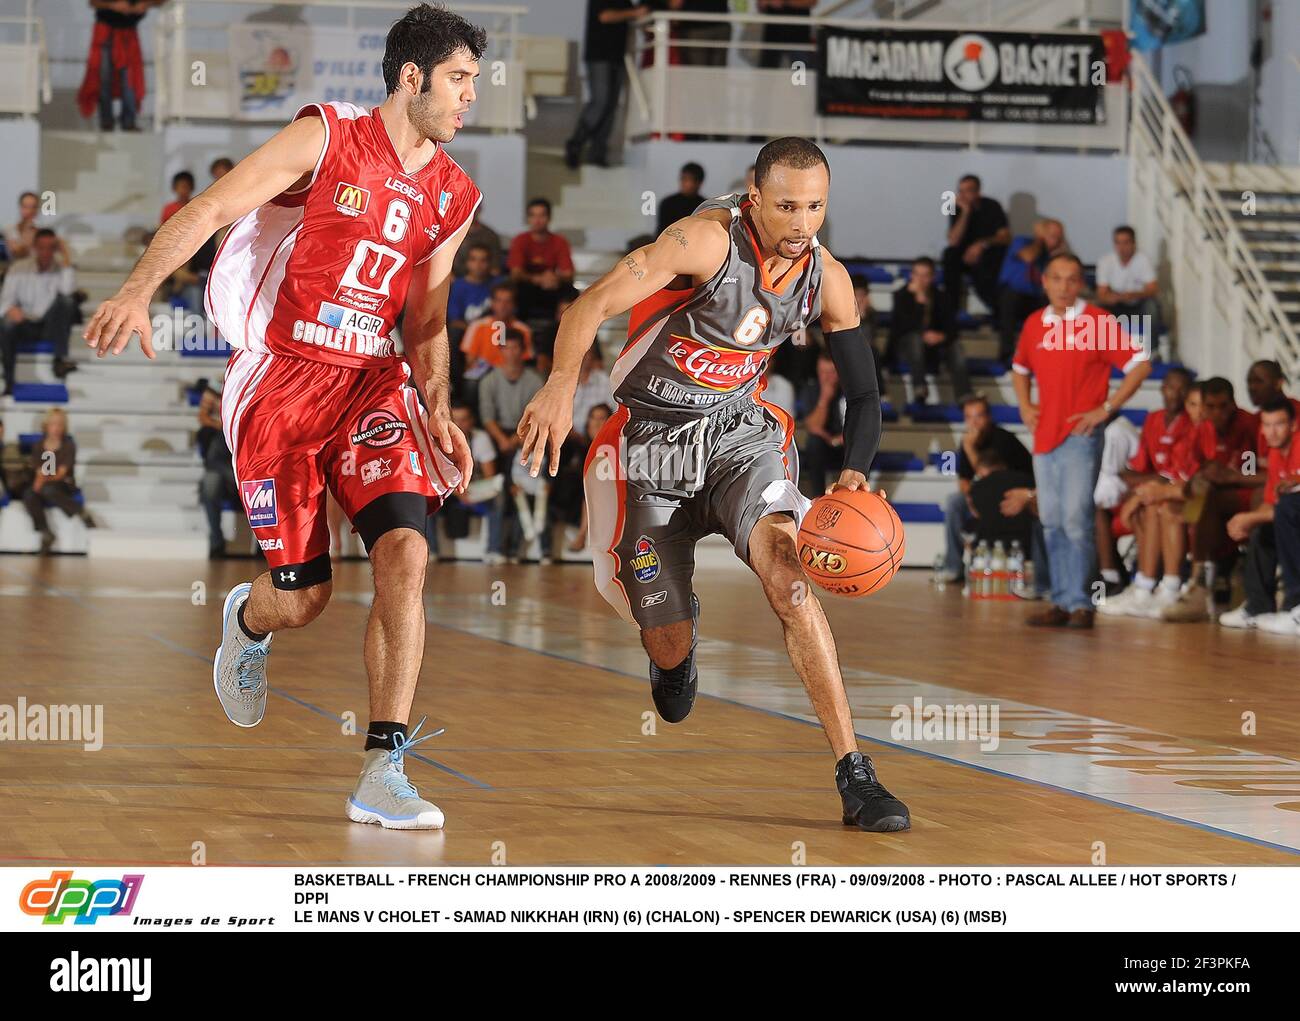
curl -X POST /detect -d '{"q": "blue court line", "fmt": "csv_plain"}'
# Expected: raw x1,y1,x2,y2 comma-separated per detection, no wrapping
400,598,1300,860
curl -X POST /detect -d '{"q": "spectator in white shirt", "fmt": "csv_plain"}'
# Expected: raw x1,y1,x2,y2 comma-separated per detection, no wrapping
1096,225,1158,349
570,343,613,438
1094,412,1141,594
0,229,79,392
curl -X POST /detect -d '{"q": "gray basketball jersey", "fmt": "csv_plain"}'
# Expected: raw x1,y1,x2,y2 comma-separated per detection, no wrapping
610,193,823,414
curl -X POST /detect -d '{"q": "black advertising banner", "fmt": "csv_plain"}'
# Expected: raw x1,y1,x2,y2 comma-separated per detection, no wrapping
817,26,1107,123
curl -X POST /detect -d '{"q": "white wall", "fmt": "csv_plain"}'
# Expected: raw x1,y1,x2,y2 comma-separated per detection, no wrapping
1257,0,1300,164
0,119,40,213
625,139,1129,263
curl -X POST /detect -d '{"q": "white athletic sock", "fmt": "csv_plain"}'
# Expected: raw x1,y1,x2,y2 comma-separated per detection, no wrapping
1134,572,1156,592
1160,575,1181,594
1101,569,1120,584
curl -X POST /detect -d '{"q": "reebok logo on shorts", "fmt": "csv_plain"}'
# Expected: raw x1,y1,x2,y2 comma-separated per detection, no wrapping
351,410,409,448
641,590,668,608
239,479,278,528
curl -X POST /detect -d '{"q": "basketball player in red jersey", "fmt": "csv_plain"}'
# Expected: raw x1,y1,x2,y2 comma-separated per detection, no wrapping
517,139,910,832
83,4,485,830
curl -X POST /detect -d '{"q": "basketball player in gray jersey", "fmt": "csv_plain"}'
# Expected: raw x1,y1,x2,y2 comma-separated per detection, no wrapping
517,138,909,831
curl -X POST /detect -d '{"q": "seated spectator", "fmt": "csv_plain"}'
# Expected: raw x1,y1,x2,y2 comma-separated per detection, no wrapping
210,156,234,181
161,170,194,224
571,342,613,440
1246,359,1300,447
969,450,1035,552
22,408,95,553
1219,398,1300,633
448,243,501,335
0,228,79,387
436,402,503,557
4,191,44,264
461,283,535,372
1102,368,1196,618
1095,225,1158,344
941,173,1010,314
798,350,844,495
478,330,545,563
1094,412,1141,594
453,207,504,277
1161,377,1263,622
888,256,969,406
996,218,1068,364
657,162,706,234
553,402,613,553
508,198,575,320
197,382,236,559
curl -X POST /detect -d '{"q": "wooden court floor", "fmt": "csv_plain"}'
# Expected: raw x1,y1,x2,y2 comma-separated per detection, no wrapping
1,554,1297,866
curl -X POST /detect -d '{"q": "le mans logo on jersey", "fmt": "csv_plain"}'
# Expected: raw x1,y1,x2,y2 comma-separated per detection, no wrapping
631,535,660,583
334,182,370,216
240,479,278,529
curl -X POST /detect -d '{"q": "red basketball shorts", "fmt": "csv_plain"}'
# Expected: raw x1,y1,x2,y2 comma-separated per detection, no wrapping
222,351,460,588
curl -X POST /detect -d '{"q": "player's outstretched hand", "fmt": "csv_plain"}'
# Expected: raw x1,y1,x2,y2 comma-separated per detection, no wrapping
826,469,881,497
84,290,155,360
516,381,574,479
429,407,473,494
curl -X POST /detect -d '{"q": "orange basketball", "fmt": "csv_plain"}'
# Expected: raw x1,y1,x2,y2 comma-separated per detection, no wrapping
797,490,905,598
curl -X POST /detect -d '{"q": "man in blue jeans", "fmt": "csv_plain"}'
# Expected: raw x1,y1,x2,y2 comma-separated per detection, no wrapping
1012,254,1151,628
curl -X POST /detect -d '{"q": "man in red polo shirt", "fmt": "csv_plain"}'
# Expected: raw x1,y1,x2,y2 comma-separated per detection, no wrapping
507,197,574,319
1012,252,1151,628
1245,359,1300,451
1162,376,1262,622
1219,398,1300,633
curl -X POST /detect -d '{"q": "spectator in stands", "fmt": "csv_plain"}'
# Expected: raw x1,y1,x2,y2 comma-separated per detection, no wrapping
1013,253,1151,628
22,408,95,553
209,157,234,181
479,330,544,563
453,208,504,277
553,402,613,554
942,174,1010,315
461,283,534,373
1246,359,1300,435
1093,412,1141,595
997,218,1069,364
448,243,501,336
757,0,815,69
197,382,236,559
0,228,79,389
161,171,195,224
571,342,614,440
676,1,731,67
888,256,968,406
657,162,707,235
436,402,503,559
969,449,1036,552
941,394,1037,584
798,349,844,495
1162,377,1268,622
5,192,41,263
1095,225,1158,344
509,198,575,320
567,2,648,169
79,0,152,132
1101,367,1196,618
1219,398,1300,633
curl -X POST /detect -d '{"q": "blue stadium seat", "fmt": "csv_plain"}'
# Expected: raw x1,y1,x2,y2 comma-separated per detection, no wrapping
880,400,899,423
892,502,944,523
966,356,1006,377
15,338,55,355
872,450,924,472
12,382,68,403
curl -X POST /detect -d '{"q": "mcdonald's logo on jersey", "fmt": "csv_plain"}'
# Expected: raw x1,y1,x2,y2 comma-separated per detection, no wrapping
333,182,370,216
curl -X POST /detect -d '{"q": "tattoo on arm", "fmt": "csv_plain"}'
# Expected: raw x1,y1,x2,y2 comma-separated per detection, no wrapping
623,255,644,281
663,227,688,249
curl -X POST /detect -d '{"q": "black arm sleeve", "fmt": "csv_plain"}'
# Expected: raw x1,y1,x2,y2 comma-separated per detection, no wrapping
825,324,882,475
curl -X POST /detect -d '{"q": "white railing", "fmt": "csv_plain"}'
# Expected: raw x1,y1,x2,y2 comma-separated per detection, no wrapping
0,1,51,117
1127,51,1299,382
624,10,1127,151
820,0,1124,26
154,0,527,130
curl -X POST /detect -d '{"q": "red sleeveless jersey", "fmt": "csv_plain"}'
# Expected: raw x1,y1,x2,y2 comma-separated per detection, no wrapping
206,101,481,368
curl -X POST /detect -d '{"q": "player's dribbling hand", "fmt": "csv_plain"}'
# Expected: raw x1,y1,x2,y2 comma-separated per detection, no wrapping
826,469,874,496
516,382,573,479
429,408,473,494
84,290,155,360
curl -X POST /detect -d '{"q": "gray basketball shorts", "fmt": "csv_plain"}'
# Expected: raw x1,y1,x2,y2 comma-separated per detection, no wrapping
583,396,813,629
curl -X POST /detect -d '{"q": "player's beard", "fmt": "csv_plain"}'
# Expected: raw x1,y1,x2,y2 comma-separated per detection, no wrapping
409,90,456,144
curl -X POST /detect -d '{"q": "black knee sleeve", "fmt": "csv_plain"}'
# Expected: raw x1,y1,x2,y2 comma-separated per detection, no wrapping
270,552,331,591
353,492,430,555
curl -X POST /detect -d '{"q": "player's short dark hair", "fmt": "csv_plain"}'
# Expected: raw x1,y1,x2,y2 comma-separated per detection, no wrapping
1114,224,1136,241
1164,365,1193,387
1187,380,1205,396
465,241,493,259
382,3,487,94
1260,396,1296,420
960,393,990,413
754,137,829,189
959,174,981,190
1250,358,1286,383
210,157,234,175
172,171,195,189
1045,252,1084,276
680,162,705,183
33,227,57,243
912,255,937,273
19,190,38,203
527,197,552,216
491,281,515,298
1202,376,1235,402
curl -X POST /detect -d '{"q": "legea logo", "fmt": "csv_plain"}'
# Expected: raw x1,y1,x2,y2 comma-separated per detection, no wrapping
19,870,144,925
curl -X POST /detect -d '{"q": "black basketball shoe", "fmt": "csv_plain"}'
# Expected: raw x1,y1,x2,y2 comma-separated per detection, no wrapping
836,751,911,832
648,594,700,723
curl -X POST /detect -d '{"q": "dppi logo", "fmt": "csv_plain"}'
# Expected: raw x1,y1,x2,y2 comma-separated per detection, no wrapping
20,871,144,925
630,535,660,583
801,544,848,575
351,410,409,448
